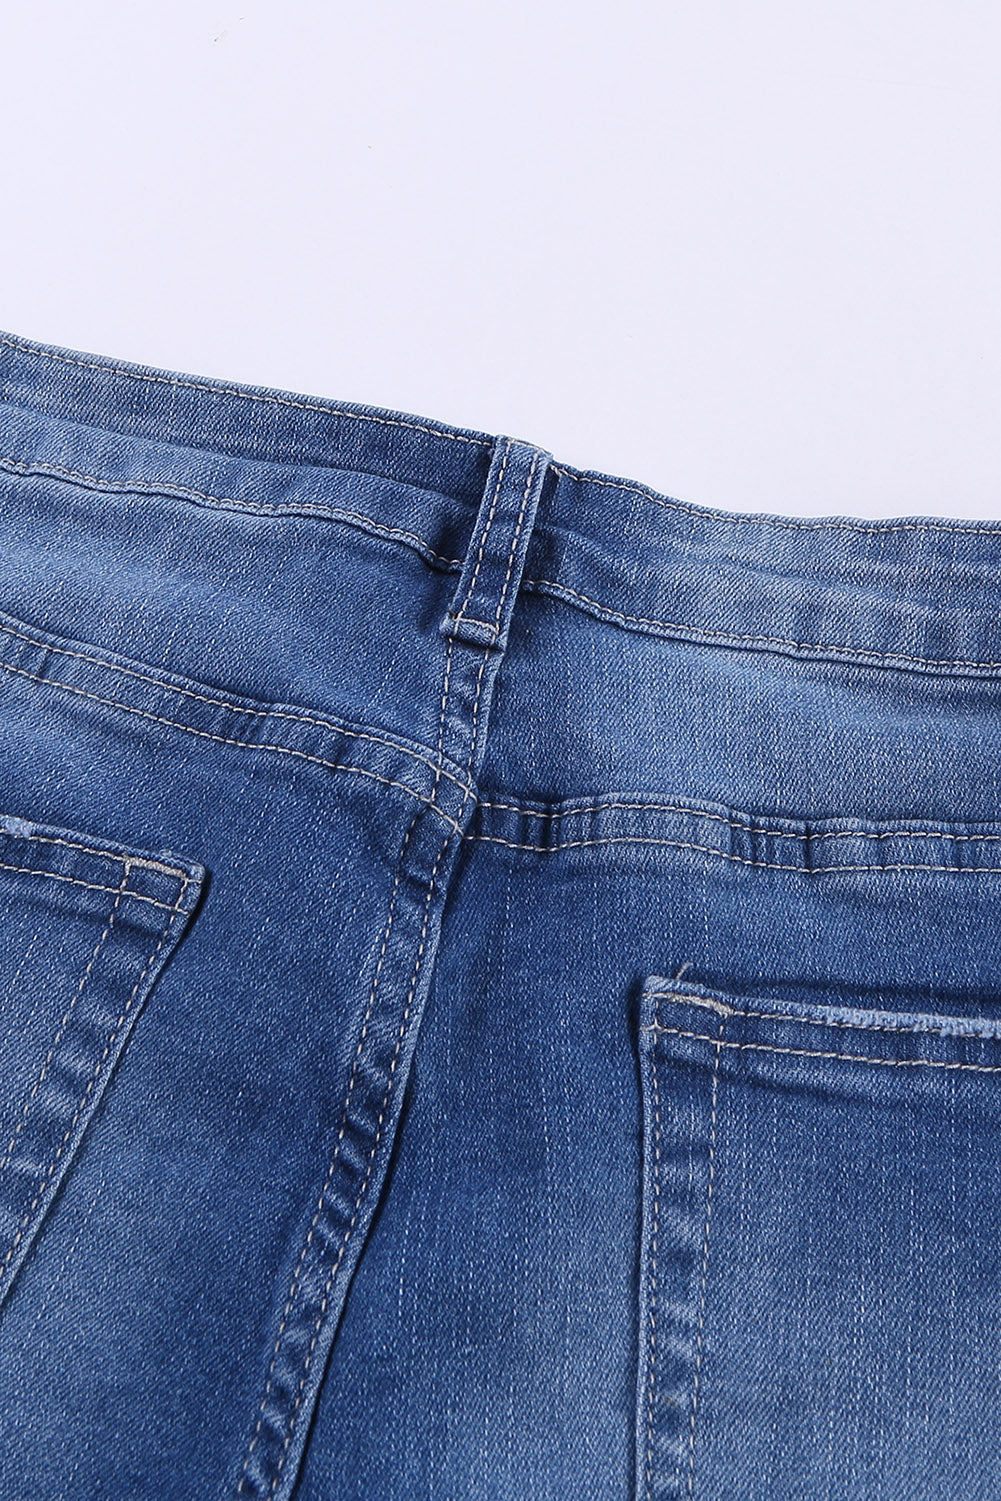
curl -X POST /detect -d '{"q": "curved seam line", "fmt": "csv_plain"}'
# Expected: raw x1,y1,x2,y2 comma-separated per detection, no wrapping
0,617,470,795
0,654,465,835
0,454,463,566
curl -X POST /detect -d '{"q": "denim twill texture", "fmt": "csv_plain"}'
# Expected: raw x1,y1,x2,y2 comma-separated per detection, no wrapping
1,330,1001,1501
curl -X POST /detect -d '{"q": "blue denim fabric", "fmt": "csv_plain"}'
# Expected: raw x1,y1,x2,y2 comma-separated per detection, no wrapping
1,328,1000,1501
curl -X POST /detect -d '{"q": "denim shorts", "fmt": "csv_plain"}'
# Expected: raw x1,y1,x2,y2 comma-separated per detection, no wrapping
1,328,1001,1501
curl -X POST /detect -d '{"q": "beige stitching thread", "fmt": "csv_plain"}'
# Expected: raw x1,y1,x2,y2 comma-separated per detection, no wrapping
0,335,493,447
0,860,182,911
0,866,129,1179
547,463,1001,537
642,1023,1001,1071
643,990,1001,1038
642,998,663,1501
0,873,192,1289
0,454,462,567
239,624,478,1496
520,576,1001,672
686,1018,722,1499
6,332,1000,532
7,461,1001,673
267,817,455,1497
489,448,541,635
257,639,481,1497
470,830,1001,872
0,614,470,798
0,653,465,837
0,827,190,878
236,811,421,1495
475,794,1001,844
450,439,511,629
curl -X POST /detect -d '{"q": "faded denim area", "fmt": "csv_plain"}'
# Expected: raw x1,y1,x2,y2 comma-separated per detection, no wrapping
0,329,1000,1501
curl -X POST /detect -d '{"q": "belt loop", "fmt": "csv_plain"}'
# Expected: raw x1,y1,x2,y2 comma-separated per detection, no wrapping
439,434,552,652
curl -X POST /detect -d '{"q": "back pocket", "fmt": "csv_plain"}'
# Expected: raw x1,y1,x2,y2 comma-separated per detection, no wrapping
0,809,205,1312
635,973,1001,1501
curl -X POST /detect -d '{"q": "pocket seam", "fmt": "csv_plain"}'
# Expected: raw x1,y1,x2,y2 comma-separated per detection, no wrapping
644,987,1001,1038
0,866,199,1296
642,1022,1001,1074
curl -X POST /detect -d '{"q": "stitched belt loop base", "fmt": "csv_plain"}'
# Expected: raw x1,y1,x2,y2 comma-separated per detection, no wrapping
440,434,553,653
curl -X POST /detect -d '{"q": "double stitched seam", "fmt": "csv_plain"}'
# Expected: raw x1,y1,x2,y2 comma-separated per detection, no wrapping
0,455,461,566
0,861,182,911
643,991,1001,1037
449,439,511,630
7,464,1001,672
469,831,1001,872
0,615,470,797
521,577,1001,672
4,332,996,531
0,336,493,446
546,464,1001,537
0,869,128,1182
0,830,192,876
685,1014,722,1500
8,329,1001,534
0,870,191,1291
643,1023,1001,1071
476,795,1001,843
642,997,663,1501
239,632,483,1498
0,653,465,837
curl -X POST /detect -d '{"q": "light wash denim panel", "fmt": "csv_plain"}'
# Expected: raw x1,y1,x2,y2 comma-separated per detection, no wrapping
0,329,1000,1501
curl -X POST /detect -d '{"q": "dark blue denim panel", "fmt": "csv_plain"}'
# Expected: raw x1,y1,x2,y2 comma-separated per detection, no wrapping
2,328,1001,1500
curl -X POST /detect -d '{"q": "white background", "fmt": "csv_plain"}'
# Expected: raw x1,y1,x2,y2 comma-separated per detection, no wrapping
2,2,1000,519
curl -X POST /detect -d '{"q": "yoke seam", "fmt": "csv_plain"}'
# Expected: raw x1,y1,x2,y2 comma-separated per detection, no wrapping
476,795,1001,843
7,454,1001,670
0,614,471,797
469,830,1001,871
0,651,465,836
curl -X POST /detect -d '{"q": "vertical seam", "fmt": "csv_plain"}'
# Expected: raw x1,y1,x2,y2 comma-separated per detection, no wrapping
238,620,487,1498
643,992,663,1501
0,865,129,1180
686,1019,724,1498
0,866,191,1292
488,448,541,636
450,438,512,629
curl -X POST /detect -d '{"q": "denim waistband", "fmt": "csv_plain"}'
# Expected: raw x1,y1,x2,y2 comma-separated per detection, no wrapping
1,327,1000,680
